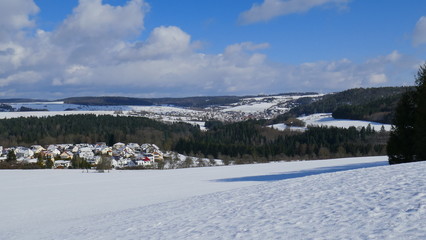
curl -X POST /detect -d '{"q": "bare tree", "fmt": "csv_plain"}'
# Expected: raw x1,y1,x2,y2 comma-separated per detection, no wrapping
96,155,112,173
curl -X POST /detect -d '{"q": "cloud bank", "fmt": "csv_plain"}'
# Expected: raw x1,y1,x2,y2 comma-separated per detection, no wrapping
0,0,418,99
413,16,426,46
239,0,350,25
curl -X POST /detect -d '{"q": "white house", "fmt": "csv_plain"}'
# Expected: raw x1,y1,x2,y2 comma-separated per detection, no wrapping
122,147,135,158
114,157,134,168
134,154,155,166
142,143,161,154
152,151,164,161
60,151,74,160
30,145,45,154
15,147,34,159
113,142,126,150
47,145,58,152
70,146,79,153
126,143,140,151
79,147,95,160
100,147,112,156
52,149,61,157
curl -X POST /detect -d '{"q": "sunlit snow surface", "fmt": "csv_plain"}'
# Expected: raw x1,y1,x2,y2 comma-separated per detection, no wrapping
270,113,392,132
1,156,425,239
299,113,392,131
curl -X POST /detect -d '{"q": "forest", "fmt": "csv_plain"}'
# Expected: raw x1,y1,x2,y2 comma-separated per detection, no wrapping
273,86,413,124
0,115,199,149
61,95,244,108
176,120,388,163
0,115,389,164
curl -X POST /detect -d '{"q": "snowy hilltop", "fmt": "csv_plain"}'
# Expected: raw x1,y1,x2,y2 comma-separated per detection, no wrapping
1,156,425,239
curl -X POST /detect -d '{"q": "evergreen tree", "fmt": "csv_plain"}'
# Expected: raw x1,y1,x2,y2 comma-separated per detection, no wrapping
414,64,426,160
6,150,17,162
387,91,416,164
37,155,44,168
387,63,426,164
71,154,81,169
45,159,54,169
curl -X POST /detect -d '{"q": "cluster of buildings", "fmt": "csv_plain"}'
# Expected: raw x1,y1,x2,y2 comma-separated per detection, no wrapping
125,96,315,125
0,142,164,169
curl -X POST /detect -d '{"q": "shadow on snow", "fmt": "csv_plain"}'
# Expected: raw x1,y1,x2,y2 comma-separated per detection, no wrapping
214,161,388,182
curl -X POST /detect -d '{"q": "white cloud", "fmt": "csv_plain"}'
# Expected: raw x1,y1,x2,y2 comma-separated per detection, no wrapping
413,16,426,46
275,50,416,92
225,42,270,53
385,50,402,62
50,0,148,66
54,0,147,43
369,73,387,84
0,0,419,98
138,26,192,58
0,71,41,87
0,0,38,36
239,0,350,24
0,42,28,71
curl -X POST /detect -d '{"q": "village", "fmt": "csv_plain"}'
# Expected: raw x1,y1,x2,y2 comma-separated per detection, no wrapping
0,142,165,169
123,95,309,123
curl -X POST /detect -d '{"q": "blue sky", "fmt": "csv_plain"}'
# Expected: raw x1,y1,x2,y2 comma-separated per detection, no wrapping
1,0,426,99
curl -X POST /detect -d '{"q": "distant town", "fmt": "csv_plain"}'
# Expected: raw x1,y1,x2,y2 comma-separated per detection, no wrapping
0,142,165,169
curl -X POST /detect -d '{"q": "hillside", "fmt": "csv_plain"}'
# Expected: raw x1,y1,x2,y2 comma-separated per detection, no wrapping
274,86,414,124
61,96,244,108
3,87,410,125
0,98,48,103
61,96,154,106
1,157,425,239
61,93,320,108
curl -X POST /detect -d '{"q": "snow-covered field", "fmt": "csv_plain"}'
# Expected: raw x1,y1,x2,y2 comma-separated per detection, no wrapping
300,113,392,131
221,94,322,114
269,113,392,132
8,102,133,111
0,110,118,119
2,156,425,239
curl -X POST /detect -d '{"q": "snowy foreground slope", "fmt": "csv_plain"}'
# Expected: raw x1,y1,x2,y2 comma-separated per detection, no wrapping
1,156,425,239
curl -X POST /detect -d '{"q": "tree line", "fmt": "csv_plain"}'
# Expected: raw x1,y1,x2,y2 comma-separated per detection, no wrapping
0,114,389,165
175,120,388,164
0,114,199,149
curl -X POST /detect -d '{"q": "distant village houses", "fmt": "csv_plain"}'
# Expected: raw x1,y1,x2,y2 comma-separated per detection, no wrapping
0,142,162,169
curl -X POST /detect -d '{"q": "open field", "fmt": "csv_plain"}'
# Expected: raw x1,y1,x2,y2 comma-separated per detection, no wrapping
3,156,425,239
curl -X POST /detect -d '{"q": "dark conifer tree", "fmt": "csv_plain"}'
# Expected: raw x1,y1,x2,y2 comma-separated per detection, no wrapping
6,150,17,162
387,90,416,164
45,159,54,169
414,64,426,160
387,63,426,164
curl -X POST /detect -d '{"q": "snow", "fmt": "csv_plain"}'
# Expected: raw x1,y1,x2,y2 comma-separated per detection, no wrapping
2,156,425,239
269,113,392,132
222,102,278,113
299,113,392,131
221,94,323,114
9,102,135,111
0,110,117,119
268,123,306,132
